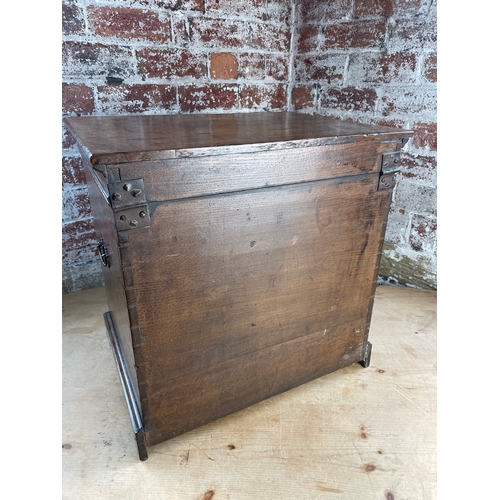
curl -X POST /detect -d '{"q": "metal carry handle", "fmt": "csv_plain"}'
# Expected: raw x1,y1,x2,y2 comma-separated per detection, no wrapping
97,236,109,267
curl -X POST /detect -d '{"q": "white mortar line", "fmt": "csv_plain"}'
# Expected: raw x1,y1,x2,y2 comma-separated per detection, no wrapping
341,54,350,88
286,0,298,111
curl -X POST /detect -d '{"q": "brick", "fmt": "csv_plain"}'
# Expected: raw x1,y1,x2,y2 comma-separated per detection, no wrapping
62,42,135,80
409,214,437,252
62,219,96,252
389,17,437,52
384,208,410,245
324,20,386,50
292,86,315,109
373,118,407,129
412,122,437,151
347,52,418,85
266,54,288,81
239,53,265,79
210,53,238,80
172,17,190,47
190,18,249,49
249,22,290,52
97,84,177,114
62,245,100,269
353,0,422,19
379,241,436,290
62,188,92,222
264,0,292,23
426,0,437,18
63,261,104,294
87,6,171,43
62,83,94,115
399,152,436,185
297,26,320,53
393,0,424,16
322,86,377,112
354,0,393,17
137,0,204,9
62,123,76,149
205,0,266,19
240,84,287,110
294,54,346,84
62,156,86,186
393,180,436,216
423,52,437,83
137,48,206,79
299,0,352,23
179,84,238,112
354,0,421,18
62,2,85,35
380,87,436,119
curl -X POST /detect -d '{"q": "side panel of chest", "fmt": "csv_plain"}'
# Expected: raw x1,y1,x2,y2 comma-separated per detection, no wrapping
81,155,141,408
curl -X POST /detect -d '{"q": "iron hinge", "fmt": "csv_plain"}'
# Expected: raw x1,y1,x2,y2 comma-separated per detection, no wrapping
115,205,151,231
378,152,401,191
109,179,147,209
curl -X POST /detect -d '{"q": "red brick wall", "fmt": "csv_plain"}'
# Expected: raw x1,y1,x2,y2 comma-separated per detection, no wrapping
62,0,437,292
291,0,437,289
62,0,293,293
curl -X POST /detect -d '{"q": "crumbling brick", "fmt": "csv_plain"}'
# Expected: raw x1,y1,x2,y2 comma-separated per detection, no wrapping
179,84,238,111
87,6,171,43
62,83,94,115
97,84,177,114
137,48,207,79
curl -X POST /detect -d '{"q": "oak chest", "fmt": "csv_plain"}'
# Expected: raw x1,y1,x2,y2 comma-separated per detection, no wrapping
64,112,412,460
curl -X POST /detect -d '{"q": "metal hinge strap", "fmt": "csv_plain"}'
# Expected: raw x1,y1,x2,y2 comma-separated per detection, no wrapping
109,179,147,209
115,205,151,231
378,152,401,191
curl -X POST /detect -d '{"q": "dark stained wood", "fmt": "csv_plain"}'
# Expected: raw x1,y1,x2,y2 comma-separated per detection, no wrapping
65,111,412,460
104,312,148,460
117,138,383,202
126,175,390,445
148,318,367,445
63,112,413,165
81,153,141,408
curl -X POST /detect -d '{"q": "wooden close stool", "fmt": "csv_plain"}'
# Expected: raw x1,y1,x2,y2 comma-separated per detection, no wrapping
64,112,413,461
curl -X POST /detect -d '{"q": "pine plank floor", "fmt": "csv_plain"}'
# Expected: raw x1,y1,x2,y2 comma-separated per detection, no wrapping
62,285,436,500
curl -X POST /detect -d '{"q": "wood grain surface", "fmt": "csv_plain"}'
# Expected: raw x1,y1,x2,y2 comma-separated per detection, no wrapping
115,138,386,203
125,174,391,445
62,285,437,500
81,154,141,408
63,112,412,164
65,111,413,460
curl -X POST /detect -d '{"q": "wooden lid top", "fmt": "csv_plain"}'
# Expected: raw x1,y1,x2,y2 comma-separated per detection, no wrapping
64,112,413,165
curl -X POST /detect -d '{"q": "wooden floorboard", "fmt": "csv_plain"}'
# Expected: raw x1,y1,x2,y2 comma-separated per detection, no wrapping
62,285,436,500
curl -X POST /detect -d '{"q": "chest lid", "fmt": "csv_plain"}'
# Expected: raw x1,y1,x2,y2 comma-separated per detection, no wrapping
64,112,412,166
